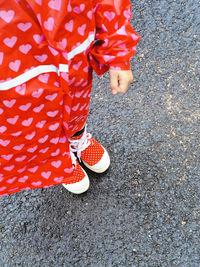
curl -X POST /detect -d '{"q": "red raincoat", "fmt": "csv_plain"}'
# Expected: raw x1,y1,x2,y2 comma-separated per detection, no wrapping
0,0,140,196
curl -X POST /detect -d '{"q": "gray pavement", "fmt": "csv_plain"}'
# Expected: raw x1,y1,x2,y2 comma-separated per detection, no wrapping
0,0,200,266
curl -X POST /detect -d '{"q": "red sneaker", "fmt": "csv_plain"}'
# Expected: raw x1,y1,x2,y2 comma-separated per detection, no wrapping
69,126,110,173
62,152,90,194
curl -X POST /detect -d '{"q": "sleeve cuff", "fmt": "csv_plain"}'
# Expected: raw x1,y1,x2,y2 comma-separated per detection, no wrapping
109,61,131,71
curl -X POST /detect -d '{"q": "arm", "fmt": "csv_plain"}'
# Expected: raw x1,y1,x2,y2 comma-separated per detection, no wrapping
90,0,140,94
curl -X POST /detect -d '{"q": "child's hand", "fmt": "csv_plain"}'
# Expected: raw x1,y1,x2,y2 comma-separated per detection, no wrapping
109,69,133,95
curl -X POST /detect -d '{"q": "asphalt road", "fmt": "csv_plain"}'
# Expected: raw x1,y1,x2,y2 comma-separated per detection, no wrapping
0,0,199,266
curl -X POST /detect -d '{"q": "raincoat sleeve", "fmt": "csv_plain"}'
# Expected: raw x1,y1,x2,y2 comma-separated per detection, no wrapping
89,0,141,75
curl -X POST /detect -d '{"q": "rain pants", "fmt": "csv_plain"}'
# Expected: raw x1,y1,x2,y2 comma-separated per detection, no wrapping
0,0,140,196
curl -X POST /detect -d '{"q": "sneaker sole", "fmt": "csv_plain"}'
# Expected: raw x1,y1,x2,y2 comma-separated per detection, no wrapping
82,147,110,173
62,172,90,194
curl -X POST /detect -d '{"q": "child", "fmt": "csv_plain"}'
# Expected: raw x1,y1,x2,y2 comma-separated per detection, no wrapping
0,0,140,196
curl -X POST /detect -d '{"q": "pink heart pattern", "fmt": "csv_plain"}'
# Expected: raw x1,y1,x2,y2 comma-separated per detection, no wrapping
0,0,140,196
19,103,32,111
104,11,115,22
0,52,4,65
33,34,44,44
0,126,7,133
15,84,26,95
48,0,62,11
3,36,17,48
17,22,32,32
44,17,54,31
9,60,21,72
33,104,44,112
0,10,15,23
7,115,19,125
65,20,74,32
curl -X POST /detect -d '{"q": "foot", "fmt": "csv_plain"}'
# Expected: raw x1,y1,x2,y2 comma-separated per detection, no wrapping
69,126,110,173
62,152,90,194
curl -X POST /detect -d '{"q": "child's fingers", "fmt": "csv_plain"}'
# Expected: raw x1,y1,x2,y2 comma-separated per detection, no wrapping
118,71,133,93
110,70,119,95
118,76,129,93
109,70,133,95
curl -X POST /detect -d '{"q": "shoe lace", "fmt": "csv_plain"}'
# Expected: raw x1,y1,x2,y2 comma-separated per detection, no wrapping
69,125,91,161
70,150,77,168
